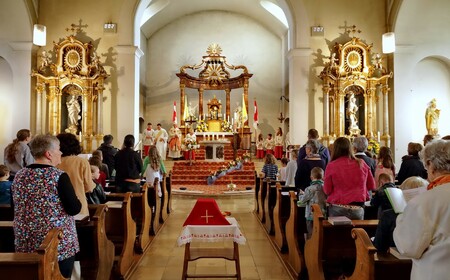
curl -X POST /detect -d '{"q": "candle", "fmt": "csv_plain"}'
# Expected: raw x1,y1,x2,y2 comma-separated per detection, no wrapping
377,131,380,142
227,116,230,123
79,132,82,142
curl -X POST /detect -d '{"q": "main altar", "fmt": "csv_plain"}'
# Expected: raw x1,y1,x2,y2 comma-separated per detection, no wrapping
176,44,252,149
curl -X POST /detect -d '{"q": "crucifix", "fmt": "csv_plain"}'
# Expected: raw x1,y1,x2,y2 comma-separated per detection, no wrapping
200,210,214,224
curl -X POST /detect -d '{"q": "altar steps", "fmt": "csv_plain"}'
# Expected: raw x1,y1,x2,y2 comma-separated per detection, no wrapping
181,148,247,161
170,161,256,190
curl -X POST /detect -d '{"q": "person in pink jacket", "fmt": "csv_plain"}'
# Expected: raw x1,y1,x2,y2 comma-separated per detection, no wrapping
323,137,375,220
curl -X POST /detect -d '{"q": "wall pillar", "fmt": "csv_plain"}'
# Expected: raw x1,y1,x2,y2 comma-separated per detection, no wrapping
115,45,144,143
287,48,312,145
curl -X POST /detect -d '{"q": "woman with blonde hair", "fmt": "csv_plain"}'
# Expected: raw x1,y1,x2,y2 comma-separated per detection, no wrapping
394,140,450,280
4,129,34,180
373,176,429,252
143,145,163,197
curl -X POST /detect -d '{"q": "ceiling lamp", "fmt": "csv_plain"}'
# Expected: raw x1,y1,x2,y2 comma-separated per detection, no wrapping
33,24,46,46
382,32,395,54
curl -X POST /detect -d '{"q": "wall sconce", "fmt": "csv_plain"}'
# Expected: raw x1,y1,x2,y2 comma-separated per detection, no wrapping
33,24,46,46
382,32,395,54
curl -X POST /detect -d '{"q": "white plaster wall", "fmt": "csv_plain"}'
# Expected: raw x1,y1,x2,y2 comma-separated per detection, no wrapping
393,0,450,167
144,11,282,136
0,56,14,161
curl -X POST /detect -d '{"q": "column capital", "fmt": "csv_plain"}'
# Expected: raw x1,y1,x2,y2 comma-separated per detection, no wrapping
115,45,144,58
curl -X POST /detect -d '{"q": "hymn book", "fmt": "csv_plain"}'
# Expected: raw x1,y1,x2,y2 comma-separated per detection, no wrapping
385,186,426,214
328,216,352,225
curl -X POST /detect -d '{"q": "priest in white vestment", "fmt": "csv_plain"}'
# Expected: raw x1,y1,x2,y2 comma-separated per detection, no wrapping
154,123,168,160
168,123,182,159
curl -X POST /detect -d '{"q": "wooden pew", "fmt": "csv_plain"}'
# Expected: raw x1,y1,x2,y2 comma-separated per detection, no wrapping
105,192,137,279
304,204,379,280
148,178,161,235
254,173,262,215
106,184,152,253
345,228,412,280
76,204,115,280
0,228,66,280
0,204,13,221
273,182,293,252
263,180,276,235
0,221,14,252
284,191,308,280
159,174,169,223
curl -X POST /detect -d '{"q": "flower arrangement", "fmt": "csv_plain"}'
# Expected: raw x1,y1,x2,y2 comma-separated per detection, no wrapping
196,120,208,132
183,138,198,151
221,120,233,132
367,138,380,156
242,151,251,161
207,158,243,185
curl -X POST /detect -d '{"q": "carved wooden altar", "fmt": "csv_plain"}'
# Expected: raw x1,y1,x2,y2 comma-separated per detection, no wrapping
176,43,253,148
319,27,392,146
31,25,108,152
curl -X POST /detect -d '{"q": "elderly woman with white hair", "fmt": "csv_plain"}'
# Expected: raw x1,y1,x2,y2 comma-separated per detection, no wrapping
393,139,450,280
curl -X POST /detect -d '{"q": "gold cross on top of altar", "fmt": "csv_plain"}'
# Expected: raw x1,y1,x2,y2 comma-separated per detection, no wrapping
201,210,214,224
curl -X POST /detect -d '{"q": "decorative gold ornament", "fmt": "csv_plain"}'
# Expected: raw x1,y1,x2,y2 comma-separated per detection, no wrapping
206,43,222,56
202,64,227,85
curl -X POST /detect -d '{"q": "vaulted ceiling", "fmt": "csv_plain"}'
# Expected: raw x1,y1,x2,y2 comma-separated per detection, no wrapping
139,0,288,39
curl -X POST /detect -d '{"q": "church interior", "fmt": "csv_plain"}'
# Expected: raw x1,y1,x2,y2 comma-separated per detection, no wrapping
1,0,450,279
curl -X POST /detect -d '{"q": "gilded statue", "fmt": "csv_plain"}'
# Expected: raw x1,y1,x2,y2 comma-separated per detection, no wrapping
425,98,440,136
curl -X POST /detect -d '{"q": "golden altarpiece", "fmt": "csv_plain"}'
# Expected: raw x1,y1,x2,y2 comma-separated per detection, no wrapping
31,26,108,152
319,27,392,146
176,44,253,148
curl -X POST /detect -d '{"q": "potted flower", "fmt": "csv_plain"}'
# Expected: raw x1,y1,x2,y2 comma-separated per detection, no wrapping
242,151,251,163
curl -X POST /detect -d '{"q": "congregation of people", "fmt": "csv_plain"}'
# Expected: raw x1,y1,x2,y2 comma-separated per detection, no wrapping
2,120,450,279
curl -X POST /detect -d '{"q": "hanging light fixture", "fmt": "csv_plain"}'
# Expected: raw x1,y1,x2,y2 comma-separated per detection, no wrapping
33,24,46,46
382,32,395,54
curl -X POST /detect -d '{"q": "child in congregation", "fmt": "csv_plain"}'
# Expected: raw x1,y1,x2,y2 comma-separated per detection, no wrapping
87,165,107,204
88,156,107,188
370,173,396,218
278,157,289,182
261,153,278,181
298,167,326,237
0,165,12,205
256,133,265,159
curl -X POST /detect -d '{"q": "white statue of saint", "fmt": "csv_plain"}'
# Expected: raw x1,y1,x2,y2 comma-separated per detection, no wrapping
347,92,359,131
67,95,81,127
234,102,242,128
188,102,198,118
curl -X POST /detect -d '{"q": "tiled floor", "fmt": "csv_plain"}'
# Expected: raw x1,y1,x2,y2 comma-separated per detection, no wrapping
129,195,292,280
